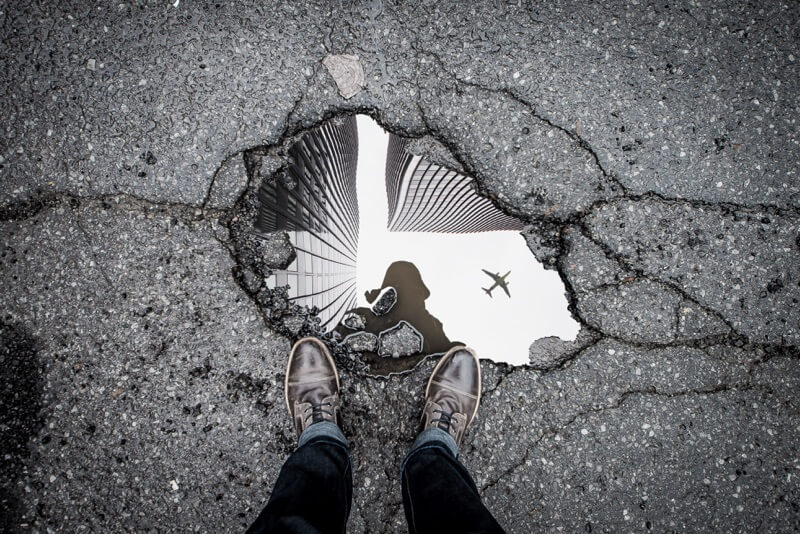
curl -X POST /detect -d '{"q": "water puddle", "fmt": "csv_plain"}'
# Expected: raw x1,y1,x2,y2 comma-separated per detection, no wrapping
264,114,579,371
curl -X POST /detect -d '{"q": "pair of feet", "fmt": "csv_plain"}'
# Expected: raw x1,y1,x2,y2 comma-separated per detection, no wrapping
285,337,481,448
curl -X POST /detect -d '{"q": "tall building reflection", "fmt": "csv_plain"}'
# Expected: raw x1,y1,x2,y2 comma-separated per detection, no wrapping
258,116,359,329
385,135,524,233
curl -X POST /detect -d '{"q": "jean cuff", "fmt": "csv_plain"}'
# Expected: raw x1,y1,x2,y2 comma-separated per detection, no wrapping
406,426,458,461
297,421,348,449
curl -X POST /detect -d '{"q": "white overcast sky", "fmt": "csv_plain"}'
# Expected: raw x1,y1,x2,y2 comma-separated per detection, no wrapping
354,115,579,365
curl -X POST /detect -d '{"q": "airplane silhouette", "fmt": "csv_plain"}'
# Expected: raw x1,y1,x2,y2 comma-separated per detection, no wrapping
481,269,511,298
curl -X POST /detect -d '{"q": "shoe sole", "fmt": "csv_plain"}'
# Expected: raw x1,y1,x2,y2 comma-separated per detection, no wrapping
424,345,482,426
284,337,341,416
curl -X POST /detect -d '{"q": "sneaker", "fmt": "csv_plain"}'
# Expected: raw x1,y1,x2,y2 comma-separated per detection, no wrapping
421,346,481,448
284,337,340,438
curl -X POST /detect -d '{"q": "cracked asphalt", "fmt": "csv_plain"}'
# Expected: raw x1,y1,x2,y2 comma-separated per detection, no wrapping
2,1,799,532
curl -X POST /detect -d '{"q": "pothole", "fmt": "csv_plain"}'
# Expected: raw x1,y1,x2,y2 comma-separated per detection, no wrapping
237,114,580,375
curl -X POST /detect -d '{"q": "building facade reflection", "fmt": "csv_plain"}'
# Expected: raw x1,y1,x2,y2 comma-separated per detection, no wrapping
259,116,359,329
385,135,524,233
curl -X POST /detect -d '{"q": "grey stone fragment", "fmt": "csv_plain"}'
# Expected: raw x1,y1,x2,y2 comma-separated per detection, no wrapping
206,155,249,210
257,232,296,270
378,321,423,358
342,332,378,353
322,54,365,99
576,279,680,344
587,199,800,345
371,287,397,316
342,312,366,330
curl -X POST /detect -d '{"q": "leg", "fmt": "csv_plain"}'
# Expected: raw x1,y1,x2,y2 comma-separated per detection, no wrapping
247,422,352,534
401,346,505,533
246,338,352,534
401,428,504,534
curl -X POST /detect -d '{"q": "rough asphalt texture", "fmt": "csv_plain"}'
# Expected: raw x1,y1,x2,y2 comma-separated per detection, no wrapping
2,1,799,532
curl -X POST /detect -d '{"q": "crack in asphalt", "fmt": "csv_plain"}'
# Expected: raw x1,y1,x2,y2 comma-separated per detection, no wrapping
417,50,627,195
211,231,274,333
476,333,797,494
201,152,247,209
284,64,319,132
73,214,113,289
573,222,744,338
418,51,800,219
479,364,520,398
478,381,768,495
0,192,224,223
365,0,390,90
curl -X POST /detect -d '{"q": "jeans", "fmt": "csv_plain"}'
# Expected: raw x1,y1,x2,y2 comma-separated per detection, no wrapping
247,422,505,533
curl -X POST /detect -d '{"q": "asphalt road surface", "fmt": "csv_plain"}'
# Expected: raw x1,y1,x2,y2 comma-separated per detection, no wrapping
2,1,798,532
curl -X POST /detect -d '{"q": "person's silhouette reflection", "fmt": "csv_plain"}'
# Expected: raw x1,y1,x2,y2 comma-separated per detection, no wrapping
341,260,459,355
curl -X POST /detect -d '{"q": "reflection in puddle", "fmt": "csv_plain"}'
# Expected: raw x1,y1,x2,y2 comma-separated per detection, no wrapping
260,116,360,329
386,134,524,234
264,114,580,371
335,260,460,375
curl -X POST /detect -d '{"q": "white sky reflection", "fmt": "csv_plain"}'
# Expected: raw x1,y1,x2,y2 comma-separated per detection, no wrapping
354,115,579,365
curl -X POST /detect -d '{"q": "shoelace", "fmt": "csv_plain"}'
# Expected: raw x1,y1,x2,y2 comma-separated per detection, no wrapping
304,401,333,424
430,409,456,433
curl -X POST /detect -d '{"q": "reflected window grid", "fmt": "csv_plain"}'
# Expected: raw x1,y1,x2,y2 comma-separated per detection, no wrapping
257,116,359,329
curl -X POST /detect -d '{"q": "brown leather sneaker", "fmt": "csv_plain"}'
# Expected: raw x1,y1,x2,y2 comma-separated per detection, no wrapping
284,337,341,438
421,346,481,448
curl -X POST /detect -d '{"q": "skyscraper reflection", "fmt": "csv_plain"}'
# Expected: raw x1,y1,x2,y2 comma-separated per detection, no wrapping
259,116,359,329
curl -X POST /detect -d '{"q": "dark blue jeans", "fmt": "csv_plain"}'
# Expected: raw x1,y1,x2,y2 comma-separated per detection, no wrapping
247,423,504,533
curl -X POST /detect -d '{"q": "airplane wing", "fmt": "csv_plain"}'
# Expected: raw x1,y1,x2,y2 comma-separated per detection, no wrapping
482,269,500,283
497,271,511,297
500,282,511,298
